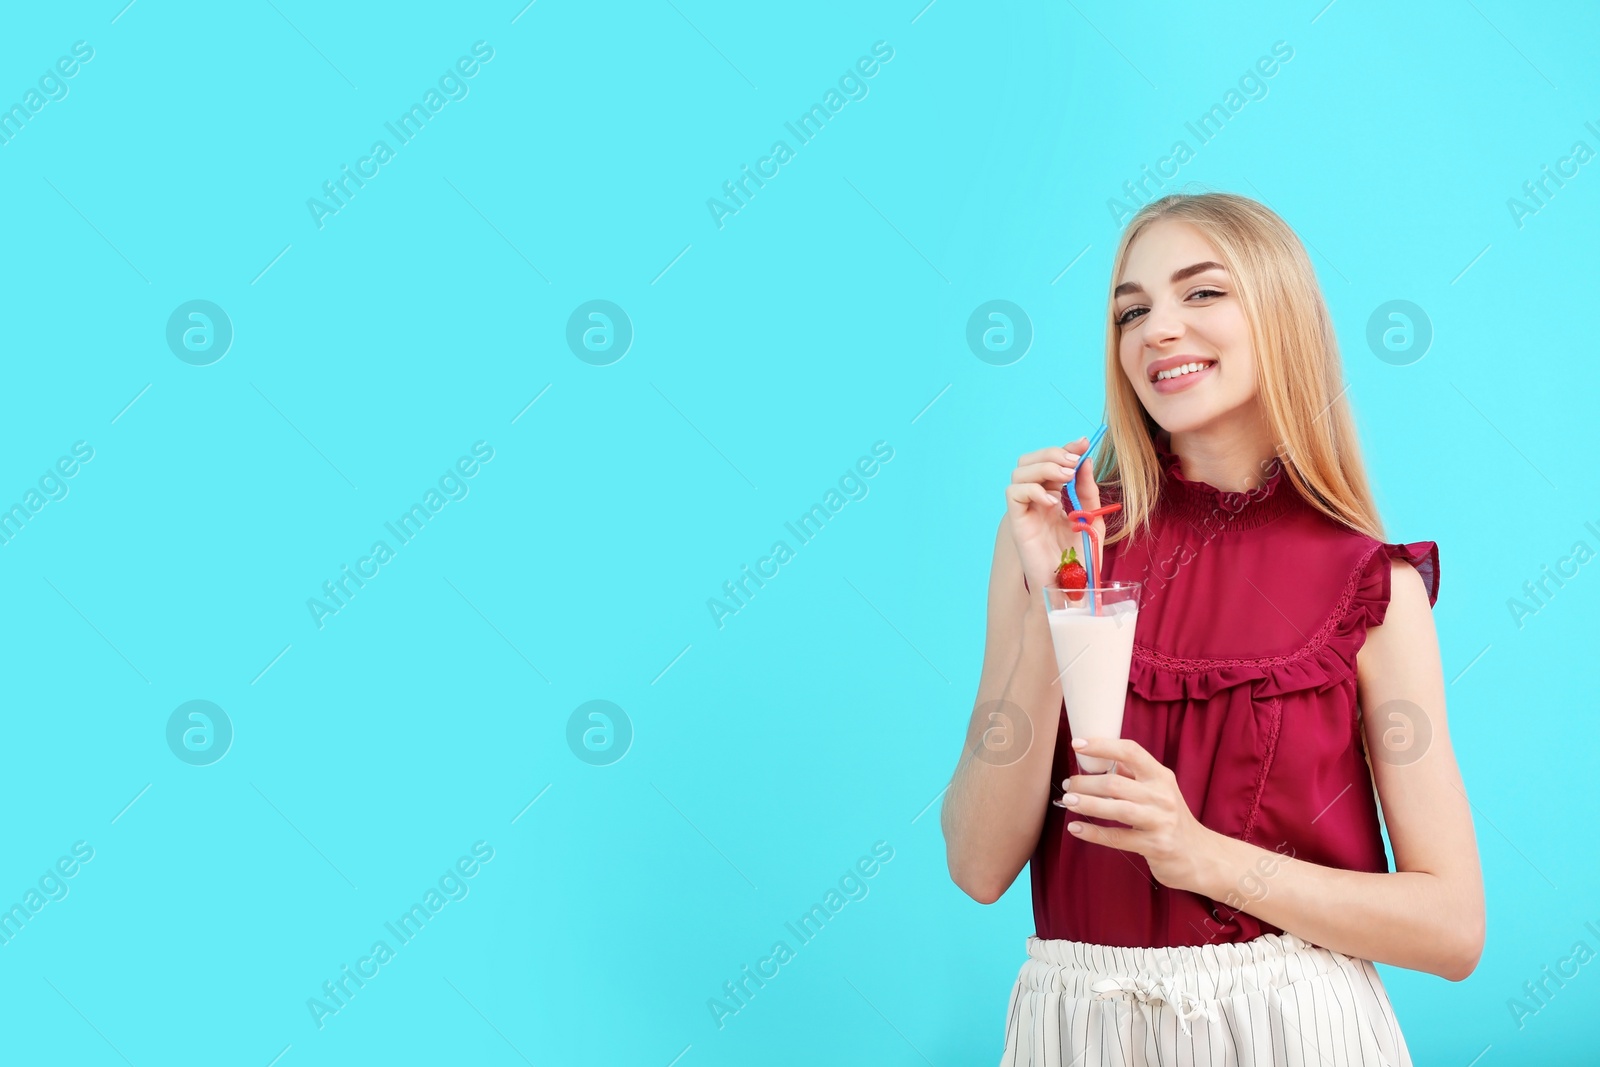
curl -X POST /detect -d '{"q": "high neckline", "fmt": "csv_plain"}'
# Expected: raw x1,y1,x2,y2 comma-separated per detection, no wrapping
1153,430,1301,531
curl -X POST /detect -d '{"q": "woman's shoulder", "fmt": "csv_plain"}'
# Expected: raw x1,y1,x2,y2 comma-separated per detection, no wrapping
1297,510,1440,609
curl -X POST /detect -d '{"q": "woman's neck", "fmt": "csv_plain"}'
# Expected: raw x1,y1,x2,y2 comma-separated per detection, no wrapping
1168,414,1281,494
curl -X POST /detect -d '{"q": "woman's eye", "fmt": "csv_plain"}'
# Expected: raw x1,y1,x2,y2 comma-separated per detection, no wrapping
1118,288,1223,326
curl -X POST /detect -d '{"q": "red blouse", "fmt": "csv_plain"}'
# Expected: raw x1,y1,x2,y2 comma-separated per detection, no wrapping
1030,430,1439,947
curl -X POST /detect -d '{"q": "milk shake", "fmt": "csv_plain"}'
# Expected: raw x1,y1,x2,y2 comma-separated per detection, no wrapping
1045,588,1140,773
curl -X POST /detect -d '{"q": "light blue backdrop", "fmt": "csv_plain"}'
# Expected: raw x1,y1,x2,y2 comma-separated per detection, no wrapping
0,1,1595,1064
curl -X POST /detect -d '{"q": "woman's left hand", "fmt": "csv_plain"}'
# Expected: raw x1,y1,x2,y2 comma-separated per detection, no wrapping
1058,737,1218,893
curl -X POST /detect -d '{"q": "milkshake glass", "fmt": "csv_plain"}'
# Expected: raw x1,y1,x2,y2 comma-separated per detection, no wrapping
1042,582,1142,774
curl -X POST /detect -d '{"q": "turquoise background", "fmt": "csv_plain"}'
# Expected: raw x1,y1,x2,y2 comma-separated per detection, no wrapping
0,0,1595,1063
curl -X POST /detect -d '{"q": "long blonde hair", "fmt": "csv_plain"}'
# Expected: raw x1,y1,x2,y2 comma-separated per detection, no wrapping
1096,191,1385,546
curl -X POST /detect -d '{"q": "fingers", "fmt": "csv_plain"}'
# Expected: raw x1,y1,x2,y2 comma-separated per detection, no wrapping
1011,461,1075,489
1066,820,1136,851
1060,771,1137,799
1010,437,1095,518
1070,737,1163,779
1057,771,1147,826
1004,482,1057,513
1017,438,1089,469
1059,792,1147,828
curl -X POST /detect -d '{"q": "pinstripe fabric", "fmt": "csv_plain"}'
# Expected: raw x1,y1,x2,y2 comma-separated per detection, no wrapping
998,932,1412,1067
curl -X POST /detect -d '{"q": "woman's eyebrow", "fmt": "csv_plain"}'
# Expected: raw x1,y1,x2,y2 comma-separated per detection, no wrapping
1113,260,1228,298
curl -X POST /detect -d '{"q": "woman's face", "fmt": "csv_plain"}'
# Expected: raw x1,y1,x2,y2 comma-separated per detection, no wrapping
1113,219,1261,436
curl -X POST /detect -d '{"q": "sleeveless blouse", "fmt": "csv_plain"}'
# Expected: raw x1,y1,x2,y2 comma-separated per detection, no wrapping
1029,430,1439,948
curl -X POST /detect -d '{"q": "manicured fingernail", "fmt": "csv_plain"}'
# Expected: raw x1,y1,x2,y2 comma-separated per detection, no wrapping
1071,738,1086,748
1068,822,1083,833
1063,793,1079,806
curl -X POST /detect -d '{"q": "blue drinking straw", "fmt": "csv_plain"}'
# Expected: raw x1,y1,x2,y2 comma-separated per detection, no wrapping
1062,422,1109,614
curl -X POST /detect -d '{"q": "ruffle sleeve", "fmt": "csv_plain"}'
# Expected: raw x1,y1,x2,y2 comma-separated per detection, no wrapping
1370,539,1439,612
1127,540,1440,702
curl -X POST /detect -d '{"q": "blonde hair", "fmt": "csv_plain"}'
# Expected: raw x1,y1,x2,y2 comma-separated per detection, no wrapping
1096,191,1385,546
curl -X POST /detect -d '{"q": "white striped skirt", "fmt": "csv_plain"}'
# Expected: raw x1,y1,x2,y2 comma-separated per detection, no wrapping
999,931,1412,1067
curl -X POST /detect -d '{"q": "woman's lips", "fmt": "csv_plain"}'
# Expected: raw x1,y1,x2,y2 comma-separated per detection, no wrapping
1150,361,1215,395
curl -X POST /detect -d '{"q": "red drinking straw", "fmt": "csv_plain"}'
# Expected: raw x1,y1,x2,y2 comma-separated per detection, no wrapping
1061,423,1115,611
1062,501,1122,609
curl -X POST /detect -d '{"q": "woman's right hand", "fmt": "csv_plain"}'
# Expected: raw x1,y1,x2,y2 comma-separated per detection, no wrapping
1005,435,1105,592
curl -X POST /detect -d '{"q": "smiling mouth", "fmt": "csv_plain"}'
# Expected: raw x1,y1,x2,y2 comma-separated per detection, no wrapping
1151,360,1216,383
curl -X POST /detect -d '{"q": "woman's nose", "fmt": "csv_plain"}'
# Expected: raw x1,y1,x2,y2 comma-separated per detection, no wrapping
1140,299,1185,343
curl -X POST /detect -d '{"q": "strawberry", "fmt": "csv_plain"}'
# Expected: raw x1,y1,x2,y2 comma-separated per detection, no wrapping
1055,547,1087,592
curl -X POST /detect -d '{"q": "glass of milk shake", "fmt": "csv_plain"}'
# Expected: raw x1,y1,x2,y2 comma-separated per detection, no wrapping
1042,582,1142,774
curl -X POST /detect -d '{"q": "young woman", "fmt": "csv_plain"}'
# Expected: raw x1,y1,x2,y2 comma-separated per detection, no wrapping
941,192,1485,1066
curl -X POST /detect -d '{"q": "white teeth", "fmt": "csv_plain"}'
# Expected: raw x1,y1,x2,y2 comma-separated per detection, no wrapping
1155,361,1212,382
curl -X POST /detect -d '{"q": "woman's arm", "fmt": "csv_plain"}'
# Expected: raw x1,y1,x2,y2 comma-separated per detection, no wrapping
1063,559,1487,979
940,512,1064,904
